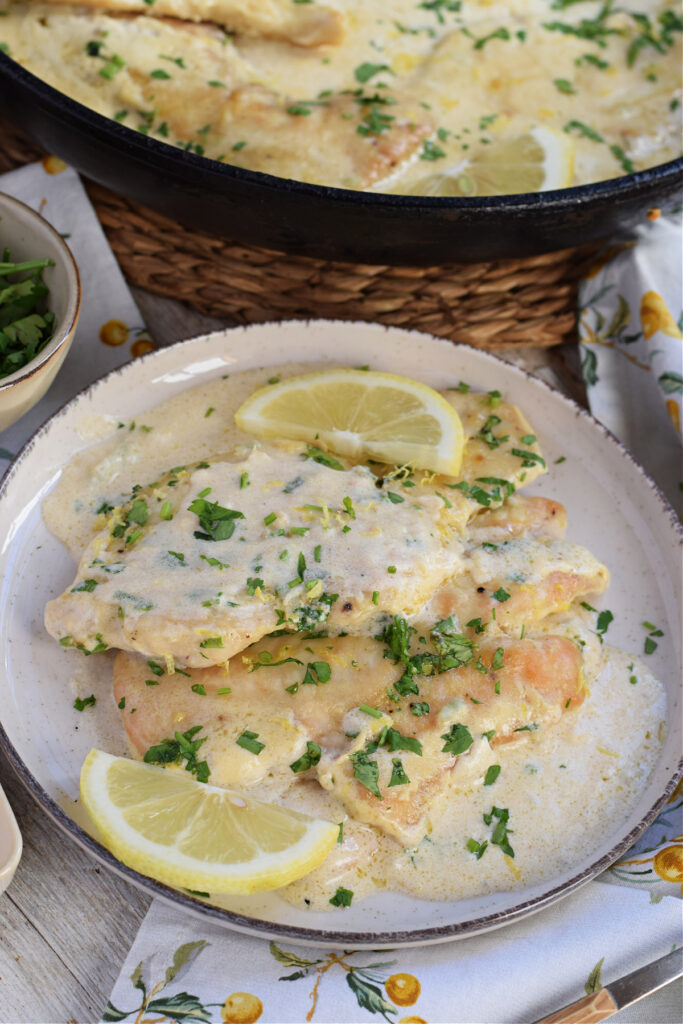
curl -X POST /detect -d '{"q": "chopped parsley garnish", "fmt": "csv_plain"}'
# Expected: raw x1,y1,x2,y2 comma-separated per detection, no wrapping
73,694,96,711
357,104,395,137
467,618,487,634
302,661,332,685
596,609,613,635
553,78,576,93
354,61,393,83
367,725,422,757
511,448,546,469
191,683,207,696
388,758,410,787
144,725,209,782
410,701,430,717
99,54,125,80
71,579,99,593
0,251,57,380
329,886,353,907
564,119,604,143
492,587,511,603
199,636,223,648
189,497,244,542
484,764,501,786
290,741,322,773
441,722,474,755
473,26,511,49
484,805,514,857
421,139,446,160
302,446,344,471
467,837,488,859
642,621,663,655
491,647,505,671
359,703,383,719
477,415,509,450
236,730,265,755
349,750,382,799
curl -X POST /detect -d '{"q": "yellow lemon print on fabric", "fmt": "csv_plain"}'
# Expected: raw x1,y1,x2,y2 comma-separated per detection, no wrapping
131,337,156,358
665,399,680,433
386,973,421,1007
668,779,683,803
640,291,683,340
100,319,130,346
221,991,263,1023
41,154,68,175
398,1017,428,1023
653,843,683,884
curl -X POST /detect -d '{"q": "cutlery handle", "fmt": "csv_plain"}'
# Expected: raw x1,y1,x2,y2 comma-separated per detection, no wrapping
534,988,618,1024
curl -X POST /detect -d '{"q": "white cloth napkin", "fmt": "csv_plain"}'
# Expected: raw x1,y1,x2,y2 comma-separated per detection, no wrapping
577,215,683,516
1,162,681,1024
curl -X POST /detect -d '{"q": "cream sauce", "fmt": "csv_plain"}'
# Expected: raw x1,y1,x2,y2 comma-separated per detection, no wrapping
1,0,680,191
43,364,667,908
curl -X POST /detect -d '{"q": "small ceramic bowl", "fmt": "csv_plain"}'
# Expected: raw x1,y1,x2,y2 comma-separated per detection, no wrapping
0,782,22,894
0,191,80,431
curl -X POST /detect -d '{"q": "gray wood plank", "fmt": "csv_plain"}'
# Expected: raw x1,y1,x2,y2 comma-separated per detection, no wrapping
130,287,234,347
0,889,94,1024
0,753,150,1024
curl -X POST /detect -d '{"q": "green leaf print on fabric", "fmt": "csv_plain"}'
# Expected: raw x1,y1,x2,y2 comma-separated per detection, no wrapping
658,371,683,394
582,348,599,386
585,957,605,994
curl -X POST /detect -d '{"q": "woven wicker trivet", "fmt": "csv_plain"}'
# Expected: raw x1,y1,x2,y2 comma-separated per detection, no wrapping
1,117,603,349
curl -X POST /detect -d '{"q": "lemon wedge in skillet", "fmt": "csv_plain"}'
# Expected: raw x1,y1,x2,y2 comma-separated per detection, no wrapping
235,368,465,476
80,749,338,894
407,126,575,197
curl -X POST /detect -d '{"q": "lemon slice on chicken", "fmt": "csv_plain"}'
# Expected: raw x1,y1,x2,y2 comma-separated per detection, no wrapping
235,368,465,475
80,749,338,894
408,127,575,197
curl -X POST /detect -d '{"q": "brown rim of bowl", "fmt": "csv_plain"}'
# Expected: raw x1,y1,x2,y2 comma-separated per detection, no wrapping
0,191,81,391
0,323,680,946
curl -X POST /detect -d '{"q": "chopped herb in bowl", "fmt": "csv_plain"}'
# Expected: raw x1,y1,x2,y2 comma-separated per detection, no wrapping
0,249,56,380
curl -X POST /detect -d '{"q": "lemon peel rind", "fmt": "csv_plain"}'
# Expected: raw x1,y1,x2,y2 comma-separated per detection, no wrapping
80,749,339,894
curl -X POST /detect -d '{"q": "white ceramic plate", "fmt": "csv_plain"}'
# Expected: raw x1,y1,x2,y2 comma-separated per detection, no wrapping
0,321,680,948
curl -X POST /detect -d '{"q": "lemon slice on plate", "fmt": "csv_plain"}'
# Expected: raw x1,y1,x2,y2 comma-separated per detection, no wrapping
80,749,338,894
407,127,575,197
235,368,465,475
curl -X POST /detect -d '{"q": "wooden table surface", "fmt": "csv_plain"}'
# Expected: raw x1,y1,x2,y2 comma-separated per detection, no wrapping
0,292,678,1024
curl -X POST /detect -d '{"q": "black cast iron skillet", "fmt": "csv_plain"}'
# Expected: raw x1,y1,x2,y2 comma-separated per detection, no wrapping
2,51,682,265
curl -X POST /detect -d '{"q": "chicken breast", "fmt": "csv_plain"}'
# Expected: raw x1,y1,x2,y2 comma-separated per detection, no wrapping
42,0,346,46
0,6,429,188
45,444,470,666
423,538,609,633
113,630,586,843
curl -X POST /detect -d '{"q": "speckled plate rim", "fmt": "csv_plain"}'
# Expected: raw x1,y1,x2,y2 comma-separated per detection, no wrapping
0,320,680,949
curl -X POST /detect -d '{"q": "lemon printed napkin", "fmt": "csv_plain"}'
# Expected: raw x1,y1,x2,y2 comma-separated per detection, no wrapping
1,162,681,1024
578,214,683,515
